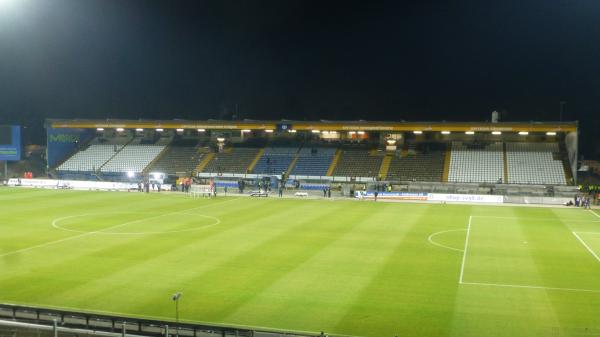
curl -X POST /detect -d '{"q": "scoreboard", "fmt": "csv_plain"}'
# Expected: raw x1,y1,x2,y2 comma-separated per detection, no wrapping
0,125,21,161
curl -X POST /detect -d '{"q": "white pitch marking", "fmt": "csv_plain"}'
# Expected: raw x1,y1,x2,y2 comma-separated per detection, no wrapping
572,232,600,264
461,281,600,294
458,216,472,284
589,210,600,219
471,215,600,222
0,198,236,258
52,212,220,235
428,229,466,252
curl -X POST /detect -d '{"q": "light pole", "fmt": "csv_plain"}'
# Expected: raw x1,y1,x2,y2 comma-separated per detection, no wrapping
171,292,182,337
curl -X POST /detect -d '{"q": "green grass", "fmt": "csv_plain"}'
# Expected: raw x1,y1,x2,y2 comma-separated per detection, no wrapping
1,187,600,337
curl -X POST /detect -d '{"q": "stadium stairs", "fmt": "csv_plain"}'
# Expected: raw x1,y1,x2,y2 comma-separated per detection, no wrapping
202,147,260,174
326,149,342,176
385,143,446,182
196,152,215,172
332,148,384,178
247,148,265,173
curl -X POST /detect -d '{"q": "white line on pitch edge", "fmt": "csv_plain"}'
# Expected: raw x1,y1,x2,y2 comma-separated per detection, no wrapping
0,198,237,259
589,210,600,219
471,215,600,222
572,232,600,264
458,216,472,284
461,281,600,294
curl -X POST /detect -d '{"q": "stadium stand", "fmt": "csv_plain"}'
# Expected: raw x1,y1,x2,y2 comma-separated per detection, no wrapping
332,149,383,177
100,145,165,173
253,147,298,175
506,142,567,185
448,142,504,183
290,147,336,176
57,144,126,172
202,147,260,174
147,145,206,175
386,143,446,182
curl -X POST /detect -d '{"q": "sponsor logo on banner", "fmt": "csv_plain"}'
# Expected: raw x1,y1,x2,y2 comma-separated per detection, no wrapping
427,193,504,203
354,191,428,200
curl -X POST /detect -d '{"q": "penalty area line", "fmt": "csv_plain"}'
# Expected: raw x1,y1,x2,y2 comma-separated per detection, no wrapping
461,281,600,294
572,232,600,264
458,215,472,284
589,209,600,219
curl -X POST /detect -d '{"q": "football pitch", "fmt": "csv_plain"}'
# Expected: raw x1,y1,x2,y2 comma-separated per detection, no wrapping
2,188,600,337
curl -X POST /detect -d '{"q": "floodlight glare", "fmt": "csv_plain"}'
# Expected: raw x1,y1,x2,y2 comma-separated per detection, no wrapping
288,129,297,133
265,129,274,133
136,128,144,132
492,131,502,135
156,128,164,132
441,131,451,135
197,128,205,132
413,130,423,135
311,130,320,133
96,128,104,131
176,128,184,132
116,128,124,132
127,171,135,178
357,131,365,135
465,131,475,135
518,131,529,135
546,131,557,136
241,129,251,133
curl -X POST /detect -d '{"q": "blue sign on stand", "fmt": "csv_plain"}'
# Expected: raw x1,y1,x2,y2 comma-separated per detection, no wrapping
0,126,21,161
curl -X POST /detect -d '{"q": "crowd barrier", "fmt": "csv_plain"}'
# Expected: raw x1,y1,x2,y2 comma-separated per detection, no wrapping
354,191,504,203
6,178,172,191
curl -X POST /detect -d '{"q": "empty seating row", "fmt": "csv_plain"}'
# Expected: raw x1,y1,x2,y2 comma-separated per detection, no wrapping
448,142,504,183
332,149,383,178
57,144,125,172
100,145,165,173
386,148,446,182
148,146,205,175
506,142,566,185
202,147,259,174
253,147,298,175
291,148,336,176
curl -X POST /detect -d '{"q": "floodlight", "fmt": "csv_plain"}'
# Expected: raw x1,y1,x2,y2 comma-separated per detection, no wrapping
127,171,135,178
116,128,124,132
311,130,320,133
96,128,104,131
265,129,274,133
491,131,502,135
413,131,423,135
176,128,184,132
216,137,225,142
136,128,144,132
156,128,164,132
348,131,356,135
357,131,365,135
241,129,251,133
288,129,297,133
441,131,451,135
465,131,475,135
546,131,557,136
518,131,529,135
197,128,205,132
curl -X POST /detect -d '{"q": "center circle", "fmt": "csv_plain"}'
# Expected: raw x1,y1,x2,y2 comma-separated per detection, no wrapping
52,212,220,235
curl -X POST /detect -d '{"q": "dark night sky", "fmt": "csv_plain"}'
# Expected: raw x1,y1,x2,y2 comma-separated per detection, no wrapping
0,0,599,157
